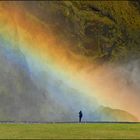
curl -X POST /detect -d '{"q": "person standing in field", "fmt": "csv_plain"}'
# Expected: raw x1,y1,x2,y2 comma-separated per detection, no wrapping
79,110,83,123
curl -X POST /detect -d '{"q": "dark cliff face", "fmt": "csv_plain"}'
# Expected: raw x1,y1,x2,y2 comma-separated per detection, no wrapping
20,1,140,63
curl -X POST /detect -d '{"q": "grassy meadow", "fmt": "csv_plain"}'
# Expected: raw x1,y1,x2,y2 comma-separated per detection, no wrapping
0,123,139,139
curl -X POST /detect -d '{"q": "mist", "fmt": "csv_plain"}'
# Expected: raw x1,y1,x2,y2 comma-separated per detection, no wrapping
0,1,139,122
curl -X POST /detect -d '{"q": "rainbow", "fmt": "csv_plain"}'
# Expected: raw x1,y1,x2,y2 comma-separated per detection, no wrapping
0,2,139,121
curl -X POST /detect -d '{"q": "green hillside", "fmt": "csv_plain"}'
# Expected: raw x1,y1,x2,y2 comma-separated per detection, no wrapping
95,106,138,122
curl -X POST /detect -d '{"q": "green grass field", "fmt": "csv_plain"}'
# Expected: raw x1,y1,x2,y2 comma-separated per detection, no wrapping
0,123,140,139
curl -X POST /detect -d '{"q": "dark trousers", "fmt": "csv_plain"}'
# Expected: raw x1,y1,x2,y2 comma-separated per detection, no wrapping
79,116,82,122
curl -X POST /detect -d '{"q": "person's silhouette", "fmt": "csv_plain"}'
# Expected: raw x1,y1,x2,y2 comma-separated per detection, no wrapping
79,110,83,123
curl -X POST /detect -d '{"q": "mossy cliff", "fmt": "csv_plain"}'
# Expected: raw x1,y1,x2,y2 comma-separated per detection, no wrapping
23,1,140,63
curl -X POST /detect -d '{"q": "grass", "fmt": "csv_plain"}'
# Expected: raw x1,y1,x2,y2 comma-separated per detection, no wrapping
0,123,140,139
